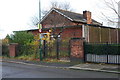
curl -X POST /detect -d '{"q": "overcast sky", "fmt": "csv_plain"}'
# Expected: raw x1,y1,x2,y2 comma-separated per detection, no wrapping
0,0,119,39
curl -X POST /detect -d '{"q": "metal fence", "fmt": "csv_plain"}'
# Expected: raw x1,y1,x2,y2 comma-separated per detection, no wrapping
42,40,56,59
42,39,70,60
86,54,120,64
2,45,9,56
16,45,39,57
84,43,120,64
59,39,70,59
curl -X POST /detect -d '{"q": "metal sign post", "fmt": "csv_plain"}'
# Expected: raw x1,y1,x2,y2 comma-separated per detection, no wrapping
38,0,43,61
39,39,43,61
38,24,44,61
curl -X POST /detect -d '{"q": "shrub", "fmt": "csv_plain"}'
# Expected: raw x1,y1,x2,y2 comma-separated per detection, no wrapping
2,44,9,56
84,43,120,55
10,31,34,45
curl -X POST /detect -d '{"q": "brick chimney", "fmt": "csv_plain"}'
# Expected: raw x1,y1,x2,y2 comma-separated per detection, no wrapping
83,11,92,24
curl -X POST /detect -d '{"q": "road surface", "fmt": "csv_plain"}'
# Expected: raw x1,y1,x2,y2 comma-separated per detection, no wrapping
2,62,119,78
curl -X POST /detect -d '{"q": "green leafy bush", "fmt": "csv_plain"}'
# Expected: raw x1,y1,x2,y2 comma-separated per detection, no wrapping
6,32,39,58
10,31,34,45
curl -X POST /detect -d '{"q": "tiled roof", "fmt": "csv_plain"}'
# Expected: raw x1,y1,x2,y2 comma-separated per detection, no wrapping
41,8,102,25
54,8,102,25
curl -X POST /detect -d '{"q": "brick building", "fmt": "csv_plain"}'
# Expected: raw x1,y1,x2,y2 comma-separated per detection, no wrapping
11,8,120,62
39,8,102,41
28,8,119,43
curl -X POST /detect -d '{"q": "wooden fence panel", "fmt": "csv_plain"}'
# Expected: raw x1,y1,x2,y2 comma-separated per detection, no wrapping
85,25,119,43
118,29,120,43
89,26,100,43
101,28,109,43
110,29,117,43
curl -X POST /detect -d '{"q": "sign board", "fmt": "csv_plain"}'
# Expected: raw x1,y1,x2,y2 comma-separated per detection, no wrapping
39,29,42,33
38,24,42,33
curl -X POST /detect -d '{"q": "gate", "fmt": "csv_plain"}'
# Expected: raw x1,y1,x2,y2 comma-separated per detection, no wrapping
2,44,9,57
42,40,56,59
42,39,70,60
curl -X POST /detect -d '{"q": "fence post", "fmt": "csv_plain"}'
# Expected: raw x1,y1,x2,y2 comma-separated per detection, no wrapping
40,43,43,61
0,41,1,56
106,42,109,64
56,37,59,60
83,42,86,62
9,43,18,57
43,40,46,58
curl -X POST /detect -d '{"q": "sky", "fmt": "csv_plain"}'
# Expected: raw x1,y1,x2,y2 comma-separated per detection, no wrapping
0,0,119,39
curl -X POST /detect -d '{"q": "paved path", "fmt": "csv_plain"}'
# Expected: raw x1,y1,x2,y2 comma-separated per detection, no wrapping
69,63,120,74
2,62,119,78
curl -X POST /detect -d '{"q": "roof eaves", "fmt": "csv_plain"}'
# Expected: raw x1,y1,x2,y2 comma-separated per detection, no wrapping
53,8,73,21
85,24,117,29
73,19,87,23
42,25,82,30
40,8,54,23
13,29,39,33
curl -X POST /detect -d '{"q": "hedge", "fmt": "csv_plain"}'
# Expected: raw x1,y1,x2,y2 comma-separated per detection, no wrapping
84,43,120,55
16,45,39,57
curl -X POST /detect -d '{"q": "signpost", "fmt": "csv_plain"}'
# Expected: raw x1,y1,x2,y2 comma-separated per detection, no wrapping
38,0,43,61
38,24,43,61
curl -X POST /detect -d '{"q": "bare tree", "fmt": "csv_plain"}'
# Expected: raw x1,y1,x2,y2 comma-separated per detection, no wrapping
101,0,120,43
30,15,39,27
118,1,120,27
51,1,72,10
102,0,120,28
30,1,73,27
42,1,73,16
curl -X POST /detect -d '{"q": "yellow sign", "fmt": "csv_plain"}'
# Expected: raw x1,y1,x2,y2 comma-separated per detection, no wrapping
38,24,42,29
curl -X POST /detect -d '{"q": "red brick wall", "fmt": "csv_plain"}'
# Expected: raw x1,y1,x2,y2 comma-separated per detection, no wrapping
70,38,84,62
50,27,82,40
40,10,83,41
9,43,18,57
27,27,82,41
41,10,82,28
83,11,92,24
61,27,82,39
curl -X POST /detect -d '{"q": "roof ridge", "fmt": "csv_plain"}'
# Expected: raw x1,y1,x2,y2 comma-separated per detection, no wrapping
53,8,83,16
